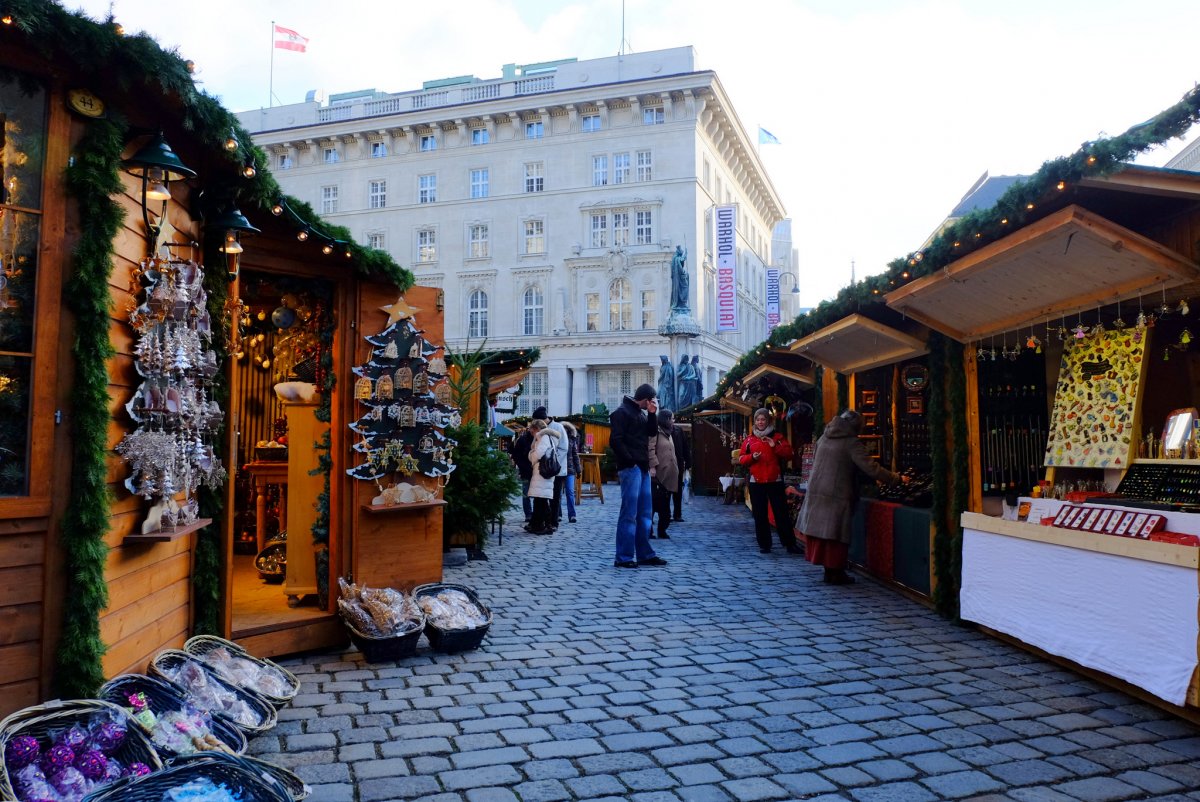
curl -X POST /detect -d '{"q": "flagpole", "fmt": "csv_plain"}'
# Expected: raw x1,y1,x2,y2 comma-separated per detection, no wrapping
269,20,274,109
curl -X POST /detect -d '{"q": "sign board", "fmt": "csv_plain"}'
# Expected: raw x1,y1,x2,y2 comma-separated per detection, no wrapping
494,385,520,413
715,205,738,332
766,266,780,330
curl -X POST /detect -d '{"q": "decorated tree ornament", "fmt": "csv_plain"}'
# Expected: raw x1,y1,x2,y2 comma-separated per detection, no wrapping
1181,328,1192,346
384,341,399,359
1180,298,1191,316
5,735,40,770
395,365,413,390
376,374,394,400
355,377,373,400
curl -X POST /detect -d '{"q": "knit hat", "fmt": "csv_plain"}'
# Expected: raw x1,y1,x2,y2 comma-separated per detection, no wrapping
532,406,548,420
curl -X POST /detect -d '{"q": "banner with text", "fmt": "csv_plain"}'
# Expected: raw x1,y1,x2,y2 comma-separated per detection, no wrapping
766,267,780,330
715,205,738,332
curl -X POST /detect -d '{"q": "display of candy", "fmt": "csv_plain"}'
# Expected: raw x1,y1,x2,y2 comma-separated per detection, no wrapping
162,776,245,802
159,661,262,728
338,578,422,636
126,692,159,731
74,749,109,781
148,706,233,756
49,765,89,798
195,646,292,700
418,588,488,629
5,734,40,770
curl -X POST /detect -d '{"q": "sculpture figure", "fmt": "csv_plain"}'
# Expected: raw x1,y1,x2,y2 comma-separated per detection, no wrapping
677,353,699,409
657,355,676,412
690,354,704,403
669,245,690,312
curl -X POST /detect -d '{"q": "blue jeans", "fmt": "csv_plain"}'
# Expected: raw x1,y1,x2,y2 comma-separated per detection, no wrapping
564,475,577,520
521,480,532,519
615,466,656,563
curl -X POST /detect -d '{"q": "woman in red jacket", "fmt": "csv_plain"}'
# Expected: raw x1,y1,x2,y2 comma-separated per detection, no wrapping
739,408,802,554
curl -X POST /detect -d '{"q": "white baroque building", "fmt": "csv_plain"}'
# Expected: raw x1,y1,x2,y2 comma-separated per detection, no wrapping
237,47,788,416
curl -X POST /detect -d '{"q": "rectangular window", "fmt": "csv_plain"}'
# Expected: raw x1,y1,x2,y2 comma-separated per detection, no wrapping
612,211,629,247
636,150,653,182
641,290,656,330
592,155,608,187
367,232,385,250
635,210,653,245
643,106,664,125
524,220,544,254
524,162,544,193
613,152,630,184
589,213,608,249
703,158,711,191
323,147,339,164
585,293,600,332
469,224,490,258
369,180,386,209
516,369,549,417
418,174,437,203
417,229,437,263
525,120,544,139
471,127,490,145
470,168,489,199
590,368,654,414
321,185,338,214
278,153,293,169
371,141,387,158
420,134,437,151
582,114,601,132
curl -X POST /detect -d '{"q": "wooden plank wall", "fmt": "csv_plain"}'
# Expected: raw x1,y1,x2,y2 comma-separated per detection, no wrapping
96,181,199,679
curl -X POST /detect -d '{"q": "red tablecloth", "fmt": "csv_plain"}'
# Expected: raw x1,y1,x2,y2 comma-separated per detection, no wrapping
865,500,900,580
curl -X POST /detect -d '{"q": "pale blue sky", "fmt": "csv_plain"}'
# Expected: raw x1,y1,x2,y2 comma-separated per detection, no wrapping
73,0,1200,308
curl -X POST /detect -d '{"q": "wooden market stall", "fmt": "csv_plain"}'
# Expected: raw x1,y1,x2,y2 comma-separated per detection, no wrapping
0,4,425,716
885,167,1200,714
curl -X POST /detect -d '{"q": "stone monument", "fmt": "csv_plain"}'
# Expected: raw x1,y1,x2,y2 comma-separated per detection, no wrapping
658,243,701,409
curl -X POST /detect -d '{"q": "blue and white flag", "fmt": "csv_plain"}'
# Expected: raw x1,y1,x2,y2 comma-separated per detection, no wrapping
758,126,781,145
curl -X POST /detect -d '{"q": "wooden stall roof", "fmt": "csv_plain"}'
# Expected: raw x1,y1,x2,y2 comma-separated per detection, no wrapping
742,361,815,388
720,395,755,414
787,313,928,375
884,204,1200,342
486,367,531,395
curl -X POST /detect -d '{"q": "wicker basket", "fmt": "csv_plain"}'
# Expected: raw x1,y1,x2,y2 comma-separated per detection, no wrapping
255,445,289,461
166,752,310,801
81,752,292,802
97,673,247,756
343,620,423,663
183,635,300,709
148,649,278,734
0,698,162,801
413,583,493,653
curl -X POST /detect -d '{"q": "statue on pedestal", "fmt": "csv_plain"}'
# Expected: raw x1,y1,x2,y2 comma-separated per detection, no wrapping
677,353,699,409
657,355,676,412
669,245,690,313
690,354,703,403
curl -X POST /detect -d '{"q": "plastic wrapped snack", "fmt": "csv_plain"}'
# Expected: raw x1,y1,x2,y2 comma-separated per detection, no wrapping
160,661,262,729
195,646,292,700
338,580,422,636
418,589,488,629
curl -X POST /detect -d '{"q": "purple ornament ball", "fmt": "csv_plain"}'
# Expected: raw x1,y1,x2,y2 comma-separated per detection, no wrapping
124,761,152,777
39,743,74,773
60,725,89,751
90,721,127,753
49,765,89,797
4,734,40,770
74,748,109,781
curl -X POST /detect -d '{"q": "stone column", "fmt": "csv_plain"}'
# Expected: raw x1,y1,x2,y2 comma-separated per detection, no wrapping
570,367,589,414
548,364,571,417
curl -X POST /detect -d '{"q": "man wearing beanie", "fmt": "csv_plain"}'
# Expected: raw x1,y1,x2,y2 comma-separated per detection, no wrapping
608,383,667,568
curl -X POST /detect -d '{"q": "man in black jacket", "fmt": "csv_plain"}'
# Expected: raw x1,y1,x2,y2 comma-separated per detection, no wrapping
670,424,691,521
512,426,534,522
609,383,668,568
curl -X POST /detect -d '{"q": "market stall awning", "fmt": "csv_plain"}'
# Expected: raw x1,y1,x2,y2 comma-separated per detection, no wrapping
486,367,530,395
787,314,928,374
885,204,1200,342
742,361,815,387
720,395,755,414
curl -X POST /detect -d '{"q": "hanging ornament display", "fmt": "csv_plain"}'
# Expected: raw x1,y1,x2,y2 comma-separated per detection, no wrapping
347,304,457,500
116,258,225,534
434,381,453,405
427,355,447,375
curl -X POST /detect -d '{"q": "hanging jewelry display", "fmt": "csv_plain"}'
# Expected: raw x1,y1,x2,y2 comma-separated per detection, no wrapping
346,298,457,500
115,258,225,535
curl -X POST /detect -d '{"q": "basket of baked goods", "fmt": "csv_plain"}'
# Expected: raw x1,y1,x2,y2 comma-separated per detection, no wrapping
337,578,425,663
254,440,288,461
0,698,162,802
81,751,292,802
165,752,310,801
183,635,300,709
413,583,493,654
147,650,277,735
97,674,247,758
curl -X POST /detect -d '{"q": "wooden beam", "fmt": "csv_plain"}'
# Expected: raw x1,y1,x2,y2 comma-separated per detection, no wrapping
964,345,983,513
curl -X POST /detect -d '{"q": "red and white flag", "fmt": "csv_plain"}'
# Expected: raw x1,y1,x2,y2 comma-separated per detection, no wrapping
274,24,308,52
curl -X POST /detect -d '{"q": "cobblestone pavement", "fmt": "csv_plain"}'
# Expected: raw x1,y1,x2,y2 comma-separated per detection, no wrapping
253,489,1200,802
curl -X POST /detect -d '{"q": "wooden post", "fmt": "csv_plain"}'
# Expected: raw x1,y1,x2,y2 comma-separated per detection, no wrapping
964,344,983,513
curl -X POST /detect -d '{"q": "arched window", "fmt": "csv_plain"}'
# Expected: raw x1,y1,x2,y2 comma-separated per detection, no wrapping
522,286,544,336
608,278,632,331
468,289,489,338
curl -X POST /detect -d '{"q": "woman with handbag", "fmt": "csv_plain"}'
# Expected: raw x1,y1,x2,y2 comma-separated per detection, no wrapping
739,407,801,554
525,419,560,535
648,409,680,539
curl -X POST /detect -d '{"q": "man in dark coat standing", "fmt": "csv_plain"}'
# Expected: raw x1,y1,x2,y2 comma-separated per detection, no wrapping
609,383,667,568
512,425,534,522
670,423,690,521
797,409,906,584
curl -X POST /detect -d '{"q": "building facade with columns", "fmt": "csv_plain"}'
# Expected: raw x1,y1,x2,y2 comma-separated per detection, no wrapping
237,47,788,416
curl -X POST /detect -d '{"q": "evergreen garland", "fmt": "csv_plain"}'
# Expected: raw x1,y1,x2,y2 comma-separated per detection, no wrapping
813,367,825,439
944,339,969,620
55,116,126,697
308,308,337,607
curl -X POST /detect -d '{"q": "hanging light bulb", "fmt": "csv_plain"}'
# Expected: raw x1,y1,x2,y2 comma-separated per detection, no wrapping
143,166,171,201
219,231,243,254
242,160,257,179
223,130,239,151
270,201,284,216
297,227,310,242
322,242,334,255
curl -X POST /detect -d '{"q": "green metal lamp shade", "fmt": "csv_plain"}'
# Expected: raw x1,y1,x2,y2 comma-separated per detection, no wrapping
124,134,197,181
208,205,260,235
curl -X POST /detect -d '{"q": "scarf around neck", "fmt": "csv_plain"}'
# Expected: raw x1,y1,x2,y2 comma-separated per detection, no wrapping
752,422,775,439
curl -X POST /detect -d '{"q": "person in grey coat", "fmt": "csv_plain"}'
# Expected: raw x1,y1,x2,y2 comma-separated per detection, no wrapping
797,409,907,584
648,409,680,539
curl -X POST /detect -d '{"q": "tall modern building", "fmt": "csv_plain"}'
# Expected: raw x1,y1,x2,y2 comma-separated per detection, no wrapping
237,47,787,416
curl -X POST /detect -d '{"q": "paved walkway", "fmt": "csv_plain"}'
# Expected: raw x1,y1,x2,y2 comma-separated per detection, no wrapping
254,488,1200,802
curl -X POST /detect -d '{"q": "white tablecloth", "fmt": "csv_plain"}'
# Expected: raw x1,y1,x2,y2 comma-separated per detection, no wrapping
961,527,1199,705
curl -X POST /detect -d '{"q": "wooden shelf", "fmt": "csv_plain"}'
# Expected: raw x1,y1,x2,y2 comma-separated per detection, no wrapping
124,518,212,544
1133,458,1200,466
361,499,446,514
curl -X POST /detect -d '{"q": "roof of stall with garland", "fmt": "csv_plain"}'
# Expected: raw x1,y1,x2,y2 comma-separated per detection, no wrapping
0,0,413,289
711,84,1200,405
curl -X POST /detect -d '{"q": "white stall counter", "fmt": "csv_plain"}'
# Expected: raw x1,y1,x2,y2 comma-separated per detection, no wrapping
960,511,1199,706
